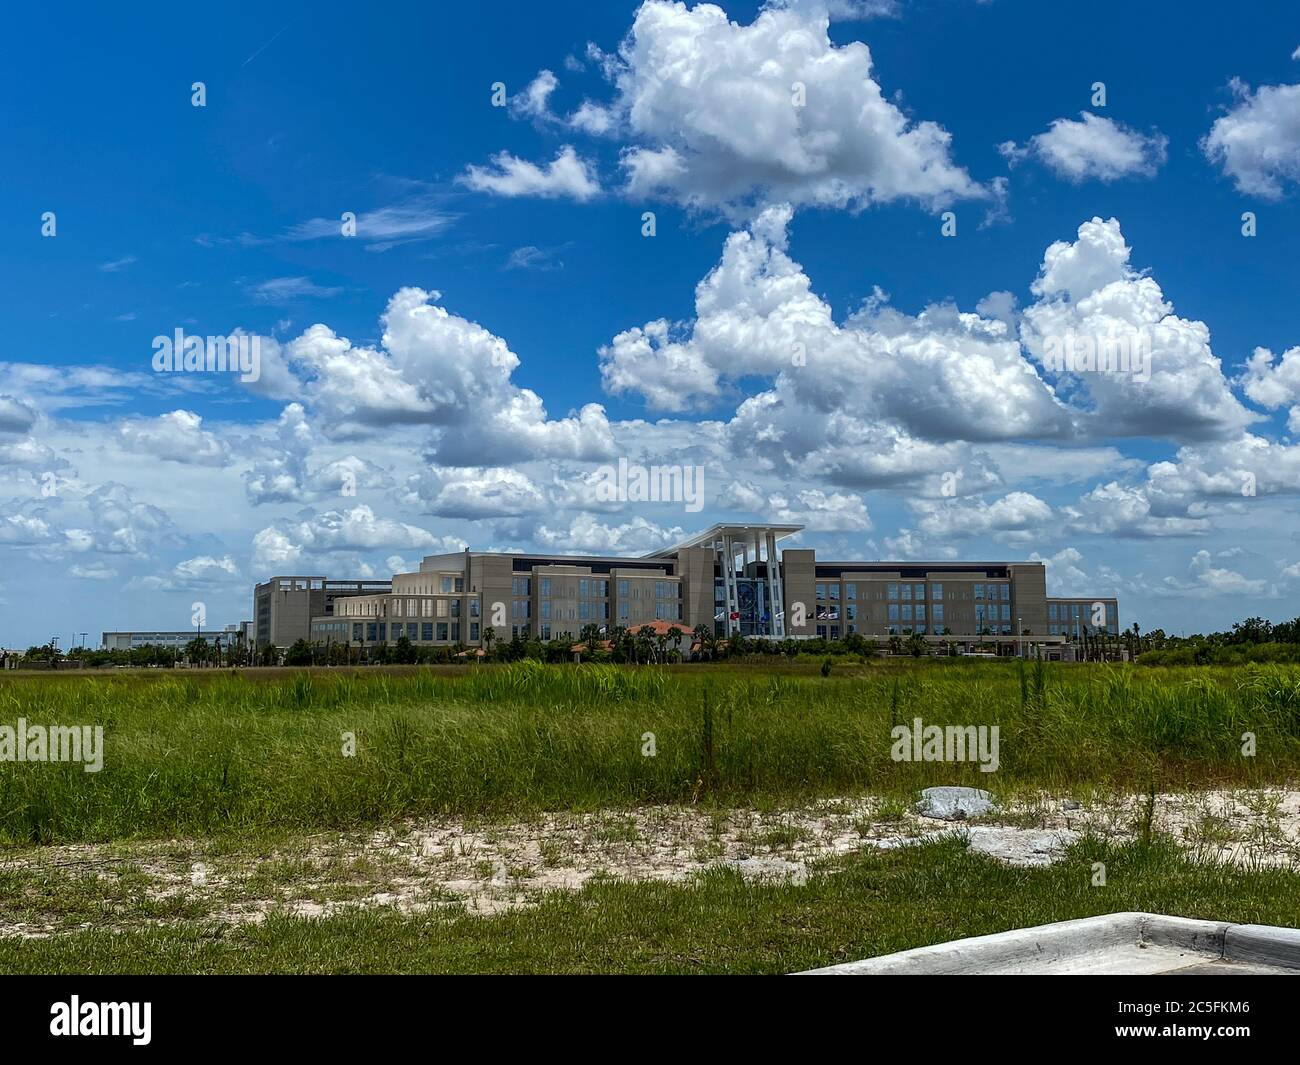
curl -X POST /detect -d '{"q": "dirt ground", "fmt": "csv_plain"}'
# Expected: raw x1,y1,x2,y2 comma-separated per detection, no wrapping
4,787,1300,938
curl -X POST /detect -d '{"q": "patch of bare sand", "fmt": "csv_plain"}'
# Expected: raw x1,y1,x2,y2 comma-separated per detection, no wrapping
4,787,1299,938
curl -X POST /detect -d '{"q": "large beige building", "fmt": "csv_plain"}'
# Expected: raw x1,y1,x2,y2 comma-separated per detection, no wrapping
298,523,1118,655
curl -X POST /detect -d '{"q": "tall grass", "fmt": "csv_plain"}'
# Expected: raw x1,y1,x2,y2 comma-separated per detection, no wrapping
2,661,1299,845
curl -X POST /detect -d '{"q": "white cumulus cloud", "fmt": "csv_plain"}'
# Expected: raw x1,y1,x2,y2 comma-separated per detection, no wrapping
598,0,985,214
460,145,601,201
1000,112,1167,183
1203,77,1300,199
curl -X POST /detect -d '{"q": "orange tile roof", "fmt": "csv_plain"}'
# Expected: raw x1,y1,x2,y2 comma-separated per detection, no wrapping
627,620,687,637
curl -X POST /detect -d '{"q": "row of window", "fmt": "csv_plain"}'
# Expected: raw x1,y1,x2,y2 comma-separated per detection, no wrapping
319,621,482,644
405,575,465,594
815,582,979,602
528,604,663,625
813,581,1013,603
1049,602,1118,622
1049,623,1120,636
529,577,682,600
819,602,958,624
392,576,463,596
541,600,615,621
886,604,948,623
338,598,482,620
389,597,480,619
812,622,1020,638
619,602,682,621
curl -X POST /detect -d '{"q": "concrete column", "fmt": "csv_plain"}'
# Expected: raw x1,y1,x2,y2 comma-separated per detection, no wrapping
721,535,739,636
727,536,740,636
768,530,786,638
761,533,773,637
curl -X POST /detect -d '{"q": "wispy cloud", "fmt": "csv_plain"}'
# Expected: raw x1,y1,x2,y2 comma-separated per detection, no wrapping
285,198,457,252
99,256,138,272
199,191,458,254
0,362,179,412
505,244,566,271
244,277,342,303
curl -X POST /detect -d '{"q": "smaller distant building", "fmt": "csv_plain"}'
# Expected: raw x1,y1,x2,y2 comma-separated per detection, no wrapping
101,624,253,652
102,631,202,651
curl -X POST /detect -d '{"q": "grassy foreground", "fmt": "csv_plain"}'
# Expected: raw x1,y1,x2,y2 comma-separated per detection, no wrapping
5,836,1300,974
4,660,1300,845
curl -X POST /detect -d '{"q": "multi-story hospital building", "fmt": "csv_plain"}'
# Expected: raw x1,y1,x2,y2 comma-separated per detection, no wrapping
248,523,1118,655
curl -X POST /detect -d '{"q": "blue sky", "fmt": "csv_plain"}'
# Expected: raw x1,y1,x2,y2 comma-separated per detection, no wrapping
3,0,1300,646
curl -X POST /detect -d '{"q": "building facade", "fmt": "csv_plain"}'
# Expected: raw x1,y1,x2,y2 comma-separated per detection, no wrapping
1047,597,1120,640
102,631,204,651
101,624,251,651
295,523,1119,655
253,576,392,648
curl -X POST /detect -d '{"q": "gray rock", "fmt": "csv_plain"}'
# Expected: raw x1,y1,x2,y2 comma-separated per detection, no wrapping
727,856,807,884
964,827,1078,867
917,786,997,821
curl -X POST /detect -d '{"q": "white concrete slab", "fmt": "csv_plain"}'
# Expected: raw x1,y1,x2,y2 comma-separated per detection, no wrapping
799,913,1300,975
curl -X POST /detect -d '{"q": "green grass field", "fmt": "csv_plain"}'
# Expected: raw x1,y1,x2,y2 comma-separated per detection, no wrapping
3,660,1300,974
2,659,1299,845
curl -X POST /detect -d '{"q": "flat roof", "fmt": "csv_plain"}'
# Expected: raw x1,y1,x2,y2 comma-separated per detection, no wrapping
102,630,211,636
642,523,805,558
813,560,1041,568
1048,595,1119,601
256,576,391,585
420,549,683,574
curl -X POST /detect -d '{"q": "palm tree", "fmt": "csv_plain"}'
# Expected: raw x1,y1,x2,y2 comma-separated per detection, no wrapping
483,626,497,657
692,624,714,661
184,636,209,667
635,625,656,664
579,623,602,656
607,625,630,662
666,625,684,662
